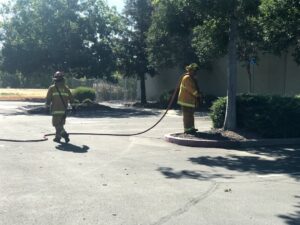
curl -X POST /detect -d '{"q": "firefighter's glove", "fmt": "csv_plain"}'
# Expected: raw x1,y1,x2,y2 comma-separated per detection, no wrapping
197,96,202,104
45,105,51,115
196,95,203,108
71,106,77,114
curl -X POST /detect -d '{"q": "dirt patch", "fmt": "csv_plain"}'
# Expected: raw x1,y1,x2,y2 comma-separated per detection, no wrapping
175,129,261,141
23,101,112,115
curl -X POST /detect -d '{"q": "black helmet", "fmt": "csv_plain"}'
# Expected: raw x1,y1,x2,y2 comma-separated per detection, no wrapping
53,71,64,81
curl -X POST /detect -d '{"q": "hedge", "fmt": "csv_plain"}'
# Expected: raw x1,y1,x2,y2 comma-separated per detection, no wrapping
210,94,300,138
72,86,96,103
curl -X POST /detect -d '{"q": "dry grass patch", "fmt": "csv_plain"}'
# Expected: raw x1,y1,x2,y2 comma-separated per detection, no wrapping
0,89,47,101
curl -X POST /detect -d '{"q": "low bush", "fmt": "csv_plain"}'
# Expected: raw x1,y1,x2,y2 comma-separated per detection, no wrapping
210,94,300,138
210,97,227,128
72,86,96,103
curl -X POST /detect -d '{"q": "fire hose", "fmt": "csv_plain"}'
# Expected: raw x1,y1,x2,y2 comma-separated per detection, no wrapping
0,76,183,143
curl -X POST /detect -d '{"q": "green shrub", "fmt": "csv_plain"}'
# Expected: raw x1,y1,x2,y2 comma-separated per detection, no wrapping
210,94,300,138
82,98,94,104
210,97,226,128
72,86,96,103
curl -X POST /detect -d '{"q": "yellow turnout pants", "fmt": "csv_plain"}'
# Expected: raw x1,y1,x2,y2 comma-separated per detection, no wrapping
182,106,195,132
52,115,67,138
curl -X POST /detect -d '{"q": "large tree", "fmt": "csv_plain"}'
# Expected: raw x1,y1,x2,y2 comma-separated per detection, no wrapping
147,1,199,69
118,0,154,104
260,0,300,63
259,0,300,94
0,0,121,85
149,0,261,130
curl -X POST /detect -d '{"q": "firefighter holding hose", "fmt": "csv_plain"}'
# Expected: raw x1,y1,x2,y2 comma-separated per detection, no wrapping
46,71,75,143
177,63,201,135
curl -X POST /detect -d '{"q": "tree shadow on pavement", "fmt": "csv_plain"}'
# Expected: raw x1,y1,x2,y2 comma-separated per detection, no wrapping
55,143,89,153
188,146,300,181
157,167,234,181
158,146,300,181
279,195,300,225
157,146,300,225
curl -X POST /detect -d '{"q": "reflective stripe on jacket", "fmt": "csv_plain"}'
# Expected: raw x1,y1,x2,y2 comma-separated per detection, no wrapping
177,73,199,108
46,82,74,115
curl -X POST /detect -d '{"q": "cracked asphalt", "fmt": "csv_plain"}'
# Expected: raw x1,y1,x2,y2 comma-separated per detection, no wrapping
0,101,300,225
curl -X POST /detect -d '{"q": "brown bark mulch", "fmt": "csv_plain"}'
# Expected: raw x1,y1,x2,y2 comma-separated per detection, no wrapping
175,129,262,141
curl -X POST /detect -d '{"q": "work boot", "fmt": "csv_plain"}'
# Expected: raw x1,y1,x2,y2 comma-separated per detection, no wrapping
53,137,61,143
62,133,70,144
184,128,198,135
192,128,198,133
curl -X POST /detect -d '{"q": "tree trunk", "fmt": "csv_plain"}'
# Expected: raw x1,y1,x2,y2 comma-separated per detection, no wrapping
283,51,288,96
246,63,252,93
140,73,147,104
223,16,238,131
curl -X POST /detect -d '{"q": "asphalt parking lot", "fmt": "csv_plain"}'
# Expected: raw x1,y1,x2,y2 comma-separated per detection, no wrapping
0,101,299,225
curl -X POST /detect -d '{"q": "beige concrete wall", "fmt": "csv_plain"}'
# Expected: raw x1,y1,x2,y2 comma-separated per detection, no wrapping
237,53,299,96
141,52,300,100
138,67,182,101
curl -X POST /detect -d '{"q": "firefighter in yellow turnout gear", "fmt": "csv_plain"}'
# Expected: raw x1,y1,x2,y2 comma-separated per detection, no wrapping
46,71,75,143
177,63,201,135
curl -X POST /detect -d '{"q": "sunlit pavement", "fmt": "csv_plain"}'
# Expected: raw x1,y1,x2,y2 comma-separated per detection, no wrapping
0,101,299,225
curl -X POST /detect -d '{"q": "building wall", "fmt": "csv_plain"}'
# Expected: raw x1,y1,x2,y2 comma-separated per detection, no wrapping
140,52,300,100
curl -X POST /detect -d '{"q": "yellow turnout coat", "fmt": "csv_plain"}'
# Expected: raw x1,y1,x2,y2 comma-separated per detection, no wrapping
177,73,199,108
46,81,74,116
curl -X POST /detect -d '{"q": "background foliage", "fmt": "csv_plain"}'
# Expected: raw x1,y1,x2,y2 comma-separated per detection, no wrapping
0,0,299,105
211,94,300,138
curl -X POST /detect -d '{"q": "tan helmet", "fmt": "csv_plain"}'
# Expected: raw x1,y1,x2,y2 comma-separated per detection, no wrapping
53,71,64,81
185,63,199,72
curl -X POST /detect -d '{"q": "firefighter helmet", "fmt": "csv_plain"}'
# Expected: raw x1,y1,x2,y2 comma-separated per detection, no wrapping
185,63,199,72
53,71,64,81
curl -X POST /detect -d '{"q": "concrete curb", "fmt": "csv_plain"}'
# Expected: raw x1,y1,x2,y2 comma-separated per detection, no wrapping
165,133,300,148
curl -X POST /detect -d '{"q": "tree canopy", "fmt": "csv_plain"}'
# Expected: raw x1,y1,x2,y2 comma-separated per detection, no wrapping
147,0,199,69
0,0,298,109
259,0,300,64
148,0,262,69
0,0,121,80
